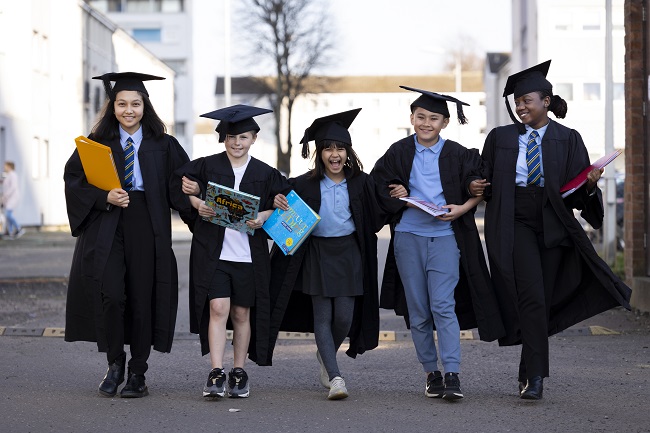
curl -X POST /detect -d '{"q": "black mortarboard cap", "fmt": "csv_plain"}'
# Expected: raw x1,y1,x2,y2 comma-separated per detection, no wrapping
400,86,469,125
200,104,273,142
92,72,165,101
300,108,361,158
502,60,553,130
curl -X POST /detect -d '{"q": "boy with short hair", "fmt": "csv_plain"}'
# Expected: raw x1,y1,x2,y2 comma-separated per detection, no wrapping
370,87,504,401
171,105,289,398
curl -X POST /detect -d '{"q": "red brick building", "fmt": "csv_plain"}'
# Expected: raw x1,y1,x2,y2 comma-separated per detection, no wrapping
625,0,650,312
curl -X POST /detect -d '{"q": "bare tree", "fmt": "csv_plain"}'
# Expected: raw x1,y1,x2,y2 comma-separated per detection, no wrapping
240,0,334,176
443,34,485,72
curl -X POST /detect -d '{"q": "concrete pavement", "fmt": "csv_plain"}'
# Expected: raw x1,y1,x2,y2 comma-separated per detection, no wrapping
1,214,649,432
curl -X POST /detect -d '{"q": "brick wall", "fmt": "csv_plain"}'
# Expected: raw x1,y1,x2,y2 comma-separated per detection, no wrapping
625,0,650,312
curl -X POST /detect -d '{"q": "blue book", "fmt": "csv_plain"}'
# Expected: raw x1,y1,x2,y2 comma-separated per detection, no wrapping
203,181,260,235
263,190,321,255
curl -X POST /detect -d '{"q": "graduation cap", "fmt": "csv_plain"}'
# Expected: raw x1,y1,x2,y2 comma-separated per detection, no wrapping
502,60,553,128
300,108,362,158
92,72,165,101
200,104,273,142
400,86,469,125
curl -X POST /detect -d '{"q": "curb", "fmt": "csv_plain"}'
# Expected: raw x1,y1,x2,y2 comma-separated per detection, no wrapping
0,326,619,341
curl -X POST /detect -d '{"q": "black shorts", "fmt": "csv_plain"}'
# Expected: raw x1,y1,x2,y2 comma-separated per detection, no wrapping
208,260,255,307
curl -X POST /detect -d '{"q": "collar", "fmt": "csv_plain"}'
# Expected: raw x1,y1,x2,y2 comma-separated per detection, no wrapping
524,121,550,138
414,134,445,154
119,125,143,146
322,174,347,189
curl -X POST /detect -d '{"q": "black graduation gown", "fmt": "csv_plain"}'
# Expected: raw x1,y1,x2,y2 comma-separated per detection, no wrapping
266,169,385,361
169,152,289,365
64,133,189,353
479,121,632,346
370,135,505,342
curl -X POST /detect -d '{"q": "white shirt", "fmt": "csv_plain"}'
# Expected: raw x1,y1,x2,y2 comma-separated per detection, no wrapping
219,155,253,263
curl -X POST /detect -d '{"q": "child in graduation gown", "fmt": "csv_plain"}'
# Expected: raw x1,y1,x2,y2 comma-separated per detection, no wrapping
269,109,386,400
370,87,504,401
170,105,289,399
468,60,632,400
64,72,190,398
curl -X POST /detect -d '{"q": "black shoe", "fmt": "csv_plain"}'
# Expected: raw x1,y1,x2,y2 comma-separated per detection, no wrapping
520,376,543,400
98,353,126,397
227,368,250,398
120,370,149,398
518,380,526,395
425,371,444,398
442,372,464,401
203,368,227,398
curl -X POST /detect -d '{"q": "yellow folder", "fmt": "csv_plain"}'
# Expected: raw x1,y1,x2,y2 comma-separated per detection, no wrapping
74,136,122,191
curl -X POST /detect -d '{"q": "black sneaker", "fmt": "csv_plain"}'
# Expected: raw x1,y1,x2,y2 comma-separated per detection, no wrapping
227,367,250,398
425,371,444,398
442,372,463,400
203,368,226,398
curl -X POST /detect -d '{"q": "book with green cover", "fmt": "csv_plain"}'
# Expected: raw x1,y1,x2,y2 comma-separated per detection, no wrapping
263,190,321,255
203,181,260,235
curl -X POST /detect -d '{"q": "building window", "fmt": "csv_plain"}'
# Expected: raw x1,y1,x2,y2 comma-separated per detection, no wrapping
132,28,162,43
88,0,183,13
555,83,573,101
613,83,624,100
582,11,601,31
164,59,186,75
584,83,601,101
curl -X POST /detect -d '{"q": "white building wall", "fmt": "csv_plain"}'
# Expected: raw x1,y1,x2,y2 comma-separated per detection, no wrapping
537,0,625,161
91,0,194,156
0,0,176,228
487,0,624,165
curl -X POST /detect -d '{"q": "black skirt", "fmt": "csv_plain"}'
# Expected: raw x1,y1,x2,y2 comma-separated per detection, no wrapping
302,234,363,297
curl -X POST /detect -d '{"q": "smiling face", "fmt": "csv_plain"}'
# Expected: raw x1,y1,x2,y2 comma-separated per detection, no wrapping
514,91,550,130
113,90,144,135
320,142,347,181
224,131,255,166
410,107,449,147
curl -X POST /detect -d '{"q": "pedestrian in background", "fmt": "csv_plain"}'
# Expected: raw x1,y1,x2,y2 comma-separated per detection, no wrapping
371,87,504,402
270,109,385,400
171,105,289,399
64,72,189,398
469,60,632,400
2,161,25,239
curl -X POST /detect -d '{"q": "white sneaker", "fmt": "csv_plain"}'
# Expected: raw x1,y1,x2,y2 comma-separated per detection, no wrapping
327,376,348,400
15,228,25,239
316,351,330,389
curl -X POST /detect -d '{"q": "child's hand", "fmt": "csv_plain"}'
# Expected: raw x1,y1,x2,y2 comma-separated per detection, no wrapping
107,188,130,208
469,179,490,197
436,204,463,222
182,176,200,195
388,184,407,198
246,210,273,230
586,168,604,191
274,194,289,211
197,201,216,218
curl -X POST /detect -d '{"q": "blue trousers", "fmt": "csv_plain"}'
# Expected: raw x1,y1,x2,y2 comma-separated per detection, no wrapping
5,209,20,235
394,232,461,373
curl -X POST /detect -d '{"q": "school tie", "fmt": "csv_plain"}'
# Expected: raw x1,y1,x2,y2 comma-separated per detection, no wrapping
124,137,135,191
526,130,541,186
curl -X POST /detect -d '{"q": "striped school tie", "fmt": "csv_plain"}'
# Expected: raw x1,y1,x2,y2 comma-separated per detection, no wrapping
124,137,135,191
526,130,541,186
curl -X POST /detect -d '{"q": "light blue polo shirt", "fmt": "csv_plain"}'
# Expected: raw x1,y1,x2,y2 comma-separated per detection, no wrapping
395,135,453,238
311,174,355,237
